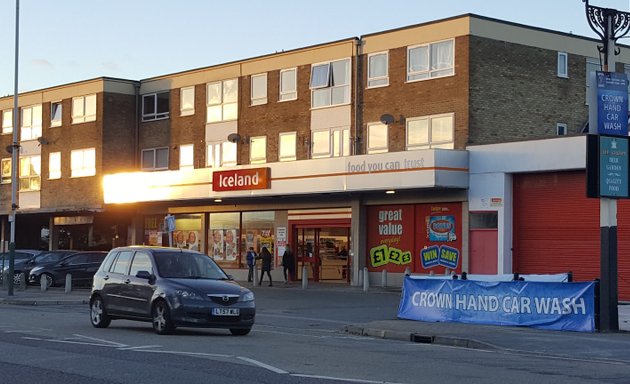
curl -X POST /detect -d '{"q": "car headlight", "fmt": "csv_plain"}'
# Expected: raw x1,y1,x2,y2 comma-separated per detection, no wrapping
239,291,254,302
175,289,203,300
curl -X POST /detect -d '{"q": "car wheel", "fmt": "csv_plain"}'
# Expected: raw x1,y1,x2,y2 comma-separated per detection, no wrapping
90,296,111,328
152,300,175,335
12,273,23,285
230,328,251,336
42,273,55,288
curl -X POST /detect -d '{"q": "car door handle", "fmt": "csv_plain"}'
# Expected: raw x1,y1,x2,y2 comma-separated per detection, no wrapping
103,275,110,280
124,279,131,284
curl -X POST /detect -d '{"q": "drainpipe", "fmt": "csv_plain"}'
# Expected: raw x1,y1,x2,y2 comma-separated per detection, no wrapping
353,37,363,155
134,81,140,167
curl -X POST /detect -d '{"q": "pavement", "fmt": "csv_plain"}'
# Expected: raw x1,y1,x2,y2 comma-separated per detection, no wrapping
1,283,630,364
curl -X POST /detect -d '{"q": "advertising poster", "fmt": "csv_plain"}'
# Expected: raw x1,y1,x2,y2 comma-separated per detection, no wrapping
210,229,224,260
415,203,462,274
224,229,238,261
366,205,414,272
186,231,199,251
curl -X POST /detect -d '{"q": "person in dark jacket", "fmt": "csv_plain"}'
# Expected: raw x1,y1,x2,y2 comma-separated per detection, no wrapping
257,247,273,286
281,245,295,284
246,247,256,282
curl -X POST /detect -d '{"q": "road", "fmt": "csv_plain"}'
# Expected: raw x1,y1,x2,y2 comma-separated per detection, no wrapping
0,286,629,383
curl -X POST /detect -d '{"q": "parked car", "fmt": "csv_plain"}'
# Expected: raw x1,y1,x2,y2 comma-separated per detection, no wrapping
0,250,43,284
29,251,107,288
21,250,79,285
89,246,255,335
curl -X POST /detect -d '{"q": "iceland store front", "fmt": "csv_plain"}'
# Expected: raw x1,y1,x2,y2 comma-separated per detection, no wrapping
102,149,469,286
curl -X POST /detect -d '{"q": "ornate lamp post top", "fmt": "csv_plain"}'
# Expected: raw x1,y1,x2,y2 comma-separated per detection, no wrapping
584,0,630,65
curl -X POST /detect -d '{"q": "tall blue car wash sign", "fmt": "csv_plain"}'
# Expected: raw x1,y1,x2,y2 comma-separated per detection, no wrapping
596,71,628,136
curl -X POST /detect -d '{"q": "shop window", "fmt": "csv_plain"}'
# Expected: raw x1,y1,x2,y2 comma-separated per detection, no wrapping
242,211,276,266
209,212,241,265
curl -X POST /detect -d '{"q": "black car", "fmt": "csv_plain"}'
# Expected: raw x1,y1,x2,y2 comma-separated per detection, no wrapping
15,250,78,285
89,246,255,335
0,250,43,285
29,251,107,288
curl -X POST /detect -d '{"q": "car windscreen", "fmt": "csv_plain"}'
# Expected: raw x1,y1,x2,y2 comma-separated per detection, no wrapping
34,252,70,263
154,252,228,280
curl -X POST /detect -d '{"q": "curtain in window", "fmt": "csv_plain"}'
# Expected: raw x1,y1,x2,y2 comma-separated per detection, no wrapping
431,41,453,70
369,54,387,78
409,46,429,73
310,64,330,88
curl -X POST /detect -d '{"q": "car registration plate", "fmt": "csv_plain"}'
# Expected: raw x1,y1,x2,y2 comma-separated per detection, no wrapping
212,307,240,316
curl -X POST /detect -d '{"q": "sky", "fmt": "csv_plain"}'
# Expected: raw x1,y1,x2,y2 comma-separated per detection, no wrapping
0,0,629,97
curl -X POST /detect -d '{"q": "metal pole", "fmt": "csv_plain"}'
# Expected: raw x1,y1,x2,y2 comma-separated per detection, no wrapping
8,0,20,297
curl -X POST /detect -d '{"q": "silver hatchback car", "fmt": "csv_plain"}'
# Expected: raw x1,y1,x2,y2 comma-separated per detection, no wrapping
89,246,255,335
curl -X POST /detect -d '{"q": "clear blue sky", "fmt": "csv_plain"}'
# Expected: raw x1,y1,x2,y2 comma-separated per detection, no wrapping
0,0,628,96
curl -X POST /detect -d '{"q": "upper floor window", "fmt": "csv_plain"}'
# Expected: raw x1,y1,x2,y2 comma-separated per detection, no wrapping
249,136,267,164
180,87,195,116
142,92,170,121
71,148,96,177
179,144,194,170
72,94,96,124
367,123,388,154
49,152,61,179
557,52,568,78
311,127,350,159
21,104,42,141
279,68,297,101
310,59,351,108
207,142,237,168
141,147,169,171
407,39,454,82
2,110,12,134
1,158,11,184
19,155,41,191
368,52,389,88
207,79,238,123
51,101,62,127
279,131,297,161
406,113,454,150
251,74,268,106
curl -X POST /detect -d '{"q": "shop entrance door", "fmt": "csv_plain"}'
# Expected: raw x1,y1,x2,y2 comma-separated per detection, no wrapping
295,226,350,283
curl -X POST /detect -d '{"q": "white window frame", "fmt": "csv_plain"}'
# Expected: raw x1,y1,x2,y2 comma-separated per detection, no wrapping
367,52,389,88
407,39,454,82
72,94,96,124
70,148,96,178
141,147,169,171
279,131,297,161
249,136,267,164
310,59,351,109
367,123,389,154
50,101,62,127
557,52,568,78
21,104,42,141
49,152,61,179
19,155,41,191
2,110,12,135
586,57,600,105
206,79,238,123
556,123,568,136
180,86,195,116
251,73,268,106
179,144,194,170
406,113,455,150
279,68,297,101
311,127,350,158
1,158,11,184
206,142,237,168
142,92,170,121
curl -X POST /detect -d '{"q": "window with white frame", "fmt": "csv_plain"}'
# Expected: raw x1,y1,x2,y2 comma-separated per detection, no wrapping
557,52,568,78
51,101,62,127
407,39,454,82
556,123,568,136
206,142,237,168
206,79,238,123
310,59,351,108
249,136,267,164
71,148,96,177
19,155,41,191
49,152,61,179
72,94,96,124
141,147,169,170
367,123,388,154
279,68,297,101
586,57,600,105
311,127,350,158
142,92,170,121
179,144,194,169
2,110,12,134
21,105,42,141
251,74,268,106
406,113,454,150
1,158,11,184
279,131,297,161
180,87,195,116
368,52,389,88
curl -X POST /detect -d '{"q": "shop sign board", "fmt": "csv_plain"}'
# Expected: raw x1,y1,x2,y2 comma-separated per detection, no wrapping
596,71,628,136
212,167,270,192
599,135,629,198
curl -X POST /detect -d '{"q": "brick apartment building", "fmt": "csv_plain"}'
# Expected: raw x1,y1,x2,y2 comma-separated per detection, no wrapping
1,14,630,295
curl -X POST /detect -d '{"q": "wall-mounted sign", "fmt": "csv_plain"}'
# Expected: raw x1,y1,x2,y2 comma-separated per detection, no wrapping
599,135,629,198
212,167,270,192
596,71,629,136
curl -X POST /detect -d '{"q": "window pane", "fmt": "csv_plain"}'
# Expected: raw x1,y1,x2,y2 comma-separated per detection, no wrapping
72,97,84,120
156,92,169,114
1,159,11,183
312,130,330,157
142,150,154,169
409,46,429,73
343,128,350,156
49,152,61,179
156,148,169,168
223,79,238,103
332,130,341,157
312,88,331,108
431,115,454,143
251,74,267,103
207,83,221,105
51,103,62,126
181,87,194,112
180,144,194,168
331,60,349,86
250,136,267,163
207,105,222,123
130,253,153,276
310,64,330,88
368,123,388,153
407,119,429,146
143,95,155,115
279,132,296,161
85,95,96,120
206,144,215,167
280,69,296,94
2,110,12,133
223,103,238,120
331,85,349,105
222,142,237,166
431,40,453,70
22,108,32,128
369,53,387,79
33,105,42,129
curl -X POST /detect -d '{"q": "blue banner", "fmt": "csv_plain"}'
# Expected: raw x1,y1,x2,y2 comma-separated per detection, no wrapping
597,71,629,136
398,277,595,332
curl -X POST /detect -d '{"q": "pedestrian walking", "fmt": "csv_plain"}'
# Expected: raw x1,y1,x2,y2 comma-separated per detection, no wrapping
246,247,257,282
257,246,273,286
282,245,295,284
